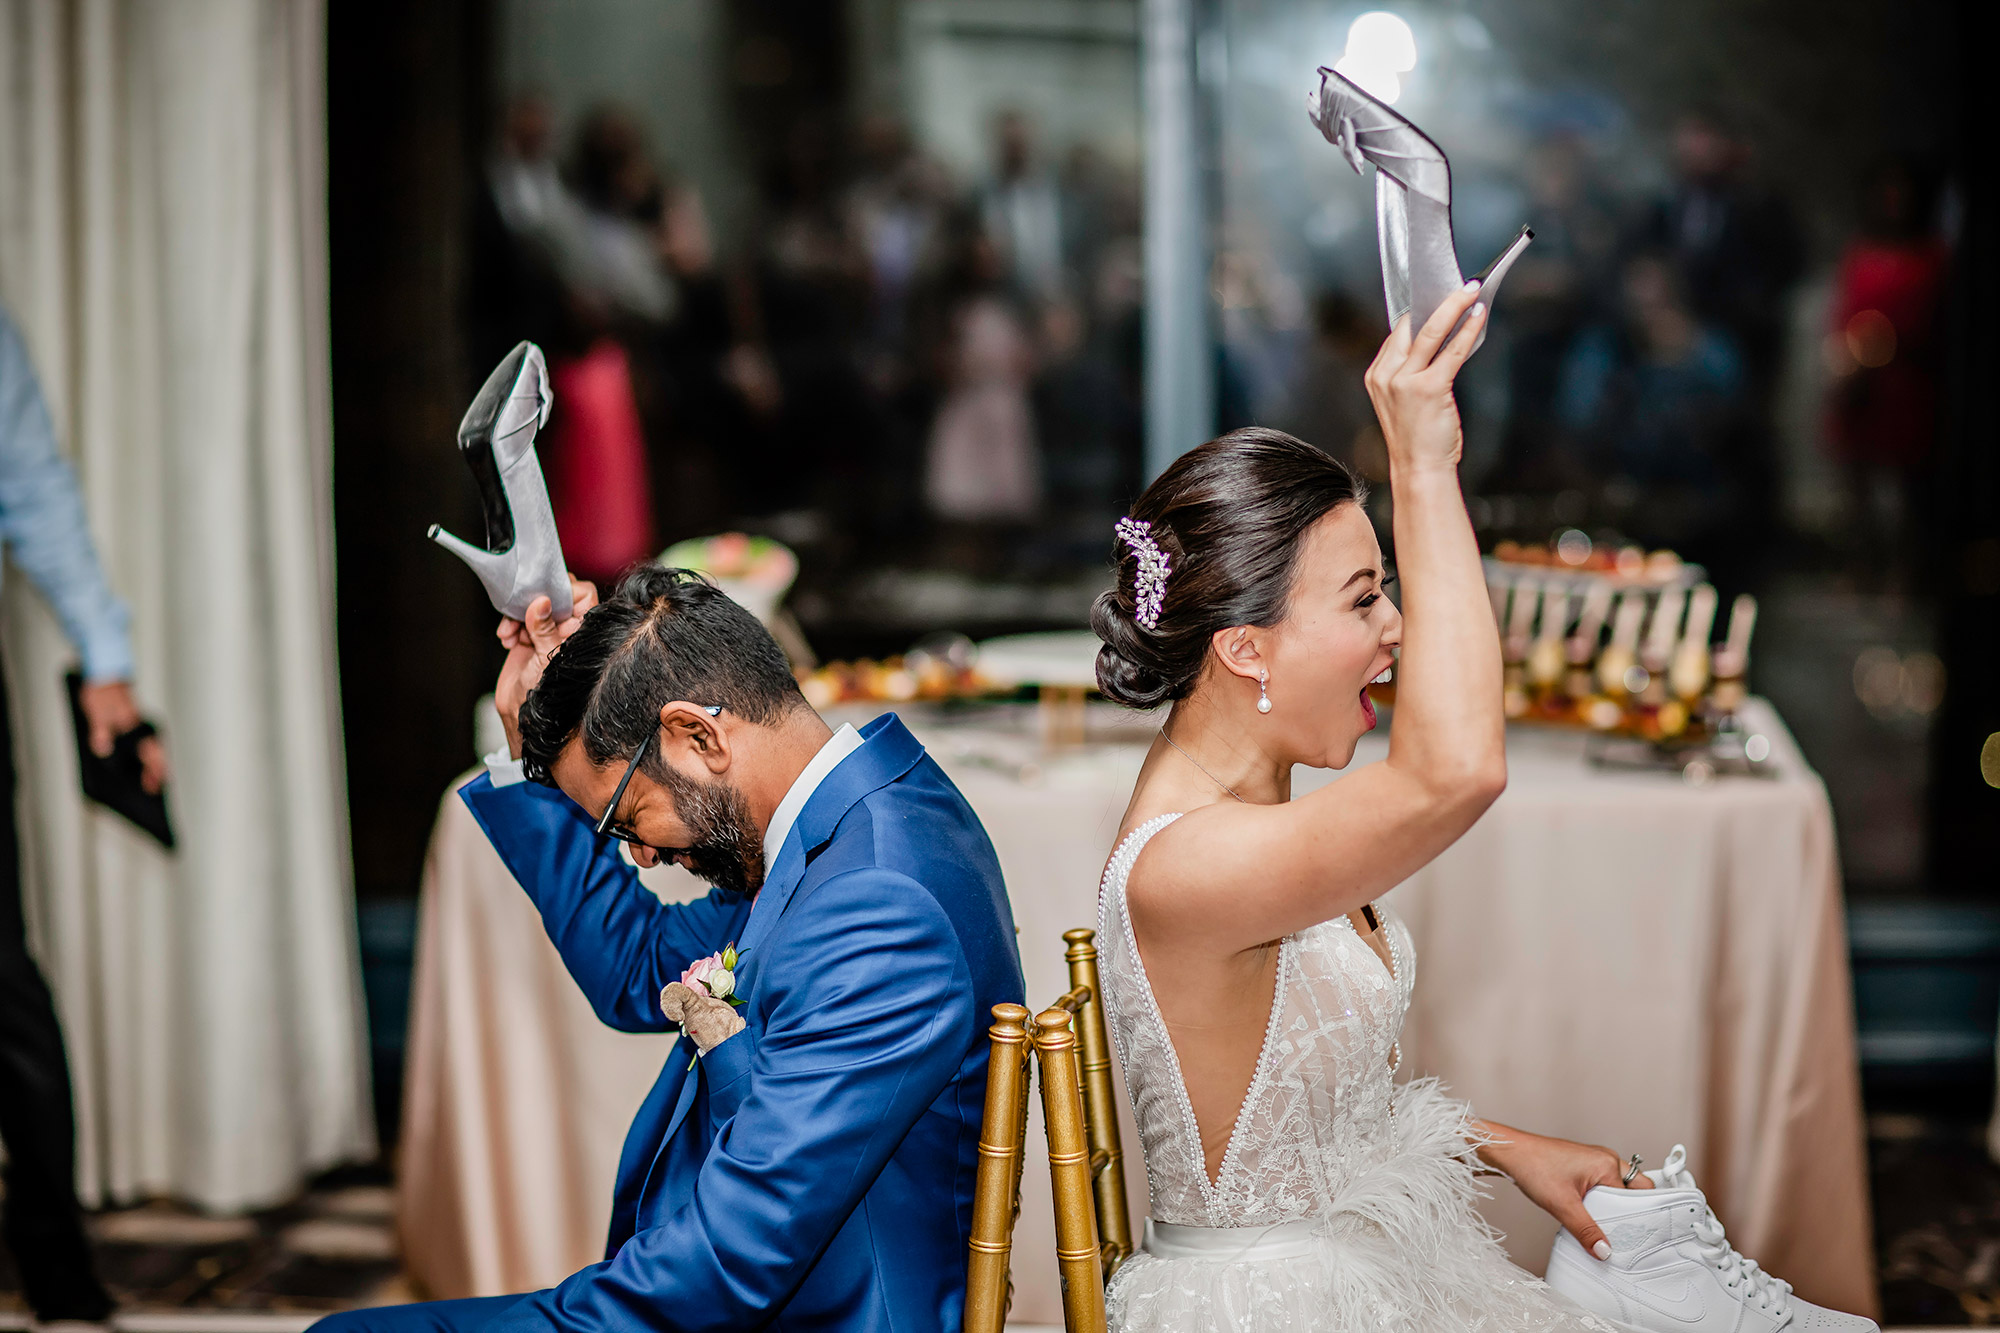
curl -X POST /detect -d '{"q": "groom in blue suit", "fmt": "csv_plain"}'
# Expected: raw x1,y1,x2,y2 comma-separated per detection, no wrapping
323,567,1022,1333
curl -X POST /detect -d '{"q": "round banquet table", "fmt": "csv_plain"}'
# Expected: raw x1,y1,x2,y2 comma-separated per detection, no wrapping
394,697,1876,1323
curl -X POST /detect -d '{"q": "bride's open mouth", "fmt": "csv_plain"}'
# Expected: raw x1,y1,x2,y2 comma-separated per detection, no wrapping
1361,665,1393,730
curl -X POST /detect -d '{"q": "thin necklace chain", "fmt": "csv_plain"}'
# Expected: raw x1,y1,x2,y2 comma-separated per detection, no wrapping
1157,728,1382,933
1159,729,1248,804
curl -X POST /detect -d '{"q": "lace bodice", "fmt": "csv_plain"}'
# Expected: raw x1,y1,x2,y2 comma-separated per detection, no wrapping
1098,813,1418,1228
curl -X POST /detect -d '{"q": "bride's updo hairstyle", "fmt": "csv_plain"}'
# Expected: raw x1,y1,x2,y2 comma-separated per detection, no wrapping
1092,427,1366,708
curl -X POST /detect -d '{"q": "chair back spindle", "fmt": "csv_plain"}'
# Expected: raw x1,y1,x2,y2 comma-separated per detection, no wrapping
964,930,1130,1332
1034,1008,1108,1333
965,1003,1033,1333
1063,928,1134,1274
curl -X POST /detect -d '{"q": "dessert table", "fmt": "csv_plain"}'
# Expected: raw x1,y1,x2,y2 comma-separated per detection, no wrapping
394,698,1875,1322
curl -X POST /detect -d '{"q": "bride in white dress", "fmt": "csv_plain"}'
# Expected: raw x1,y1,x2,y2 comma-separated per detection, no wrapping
1089,286,1641,1331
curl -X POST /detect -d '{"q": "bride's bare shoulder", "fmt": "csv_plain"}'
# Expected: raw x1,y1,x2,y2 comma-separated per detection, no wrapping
1108,799,1234,904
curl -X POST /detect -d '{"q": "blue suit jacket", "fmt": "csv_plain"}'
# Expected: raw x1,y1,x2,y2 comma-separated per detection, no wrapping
458,715,1023,1332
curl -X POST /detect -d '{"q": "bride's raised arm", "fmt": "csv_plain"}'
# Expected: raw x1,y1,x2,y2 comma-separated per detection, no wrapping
1359,280,1508,828
1113,281,1503,948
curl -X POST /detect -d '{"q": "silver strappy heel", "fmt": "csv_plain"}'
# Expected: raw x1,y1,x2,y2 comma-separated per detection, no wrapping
428,340,575,622
1309,66,1532,353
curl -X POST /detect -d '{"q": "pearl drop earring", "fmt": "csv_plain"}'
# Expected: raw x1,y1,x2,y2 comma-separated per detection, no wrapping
1257,669,1272,714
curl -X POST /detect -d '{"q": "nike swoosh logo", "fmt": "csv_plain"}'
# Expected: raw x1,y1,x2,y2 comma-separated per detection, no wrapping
1625,1275,1709,1324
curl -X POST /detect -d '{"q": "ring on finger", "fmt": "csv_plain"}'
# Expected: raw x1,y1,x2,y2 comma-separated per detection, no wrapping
1620,1153,1643,1187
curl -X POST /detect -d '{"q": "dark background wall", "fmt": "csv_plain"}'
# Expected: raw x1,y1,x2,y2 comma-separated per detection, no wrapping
329,0,497,908
329,0,500,1136
1931,0,1998,891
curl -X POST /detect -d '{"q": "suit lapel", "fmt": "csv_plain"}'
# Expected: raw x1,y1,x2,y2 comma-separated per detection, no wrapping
638,714,928,1221
659,1059,703,1151
733,822,809,967
733,714,925,983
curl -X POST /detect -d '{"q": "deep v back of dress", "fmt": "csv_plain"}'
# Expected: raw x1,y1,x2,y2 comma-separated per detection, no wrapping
1096,813,1420,1228
1094,815,1619,1333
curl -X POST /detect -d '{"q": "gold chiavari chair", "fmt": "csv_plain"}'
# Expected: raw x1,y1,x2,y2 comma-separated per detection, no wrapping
1062,928,1135,1272
964,929,1135,1333
1035,1004,1106,1333
966,1003,1034,1333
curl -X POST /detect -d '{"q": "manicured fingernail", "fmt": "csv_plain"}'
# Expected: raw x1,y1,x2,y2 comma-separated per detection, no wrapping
1463,279,1481,292
1592,1240,1612,1261
1472,302,1487,318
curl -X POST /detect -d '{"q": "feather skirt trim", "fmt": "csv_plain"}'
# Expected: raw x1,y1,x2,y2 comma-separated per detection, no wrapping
1104,1080,1620,1333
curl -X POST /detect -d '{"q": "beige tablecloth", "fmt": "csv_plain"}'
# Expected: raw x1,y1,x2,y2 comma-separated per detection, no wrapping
396,699,1875,1322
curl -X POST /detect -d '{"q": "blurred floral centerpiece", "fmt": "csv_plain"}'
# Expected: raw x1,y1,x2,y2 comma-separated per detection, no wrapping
661,532,798,623
661,532,821,670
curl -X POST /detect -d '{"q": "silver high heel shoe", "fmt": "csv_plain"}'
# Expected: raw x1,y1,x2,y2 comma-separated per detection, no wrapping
428,340,575,622
1309,66,1532,353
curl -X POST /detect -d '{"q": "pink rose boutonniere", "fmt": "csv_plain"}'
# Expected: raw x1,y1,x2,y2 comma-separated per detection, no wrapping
680,942,746,1007
663,942,750,1068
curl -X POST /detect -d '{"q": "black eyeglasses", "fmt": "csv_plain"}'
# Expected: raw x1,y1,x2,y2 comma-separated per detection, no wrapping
594,705,724,845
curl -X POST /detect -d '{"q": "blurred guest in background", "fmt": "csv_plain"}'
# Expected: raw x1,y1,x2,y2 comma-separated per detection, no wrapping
1641,108,1800,544
1493,133,1622,491
1823,157,1949,586
567,105,678,328
744,119,878,523
1556,254,1746,548
469,91,586,374
1029,142,1143,528
1283,291,1388,483
541,105,680,584
643,176,753,544
843,115,951,538
1211,227,1309,433
978,111,1068,307
924,223,1042,535
1645,109,1802,386
0,304,169,1327
468,91,1148,578
845,114,946,384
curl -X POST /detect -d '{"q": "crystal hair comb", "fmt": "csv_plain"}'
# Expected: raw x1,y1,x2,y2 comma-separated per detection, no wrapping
1116,517,1172,630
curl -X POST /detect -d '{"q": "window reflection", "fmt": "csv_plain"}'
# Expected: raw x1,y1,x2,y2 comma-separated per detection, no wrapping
482,0,1144,652
1206,0,1954,892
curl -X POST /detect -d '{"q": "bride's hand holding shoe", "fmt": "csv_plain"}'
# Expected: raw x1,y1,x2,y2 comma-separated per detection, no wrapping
1478,1123,1653,1262
1363,281,1487,477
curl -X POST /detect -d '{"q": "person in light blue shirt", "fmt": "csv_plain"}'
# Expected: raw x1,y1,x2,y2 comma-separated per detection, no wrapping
0,302,170,1324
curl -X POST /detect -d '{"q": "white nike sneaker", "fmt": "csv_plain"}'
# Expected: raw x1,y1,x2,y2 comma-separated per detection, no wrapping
1544,1145,1877,1332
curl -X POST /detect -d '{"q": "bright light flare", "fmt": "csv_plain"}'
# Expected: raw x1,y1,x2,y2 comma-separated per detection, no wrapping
1336,12,1417,103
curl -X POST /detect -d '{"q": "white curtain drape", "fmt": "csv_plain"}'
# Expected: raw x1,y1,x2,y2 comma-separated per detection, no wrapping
0,0,374,1210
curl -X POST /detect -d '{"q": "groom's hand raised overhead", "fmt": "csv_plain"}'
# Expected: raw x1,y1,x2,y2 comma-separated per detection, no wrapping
494,574,597,760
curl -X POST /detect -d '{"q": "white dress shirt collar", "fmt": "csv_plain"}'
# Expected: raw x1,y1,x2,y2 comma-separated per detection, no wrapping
762,723,863,871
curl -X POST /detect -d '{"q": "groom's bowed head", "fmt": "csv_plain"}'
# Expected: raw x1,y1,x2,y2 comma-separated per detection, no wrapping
500,563,829,899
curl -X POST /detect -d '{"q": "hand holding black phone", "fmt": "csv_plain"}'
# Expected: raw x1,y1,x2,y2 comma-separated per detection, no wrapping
64,671,175,849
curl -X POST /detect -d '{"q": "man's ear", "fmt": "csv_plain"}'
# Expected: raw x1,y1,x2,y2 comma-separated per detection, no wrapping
1209,626,1265,683
660,701,731,775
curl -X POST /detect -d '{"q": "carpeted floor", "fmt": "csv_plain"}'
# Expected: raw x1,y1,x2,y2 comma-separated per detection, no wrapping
1873,1113,2000,1326
1,1123,1995,1327
0,1166,407,1319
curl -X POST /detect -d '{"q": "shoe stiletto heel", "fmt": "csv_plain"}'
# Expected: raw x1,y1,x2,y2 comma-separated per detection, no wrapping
1309,66,1532,353
429,340,574,622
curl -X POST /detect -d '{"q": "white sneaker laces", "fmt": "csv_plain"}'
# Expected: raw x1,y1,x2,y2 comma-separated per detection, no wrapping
1658,1146,1793,1322
1691,1210,1792,1319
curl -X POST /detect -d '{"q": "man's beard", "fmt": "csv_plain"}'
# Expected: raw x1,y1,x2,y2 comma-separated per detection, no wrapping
654,762,766,897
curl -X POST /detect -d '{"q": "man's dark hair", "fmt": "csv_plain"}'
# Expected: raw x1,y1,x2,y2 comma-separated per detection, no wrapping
519,565,805,785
